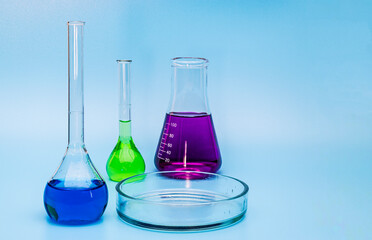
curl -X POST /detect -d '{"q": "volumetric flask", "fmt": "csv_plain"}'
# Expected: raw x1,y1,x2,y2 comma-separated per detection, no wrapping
154,57,222,173
43,21,108,225
106,60,145,182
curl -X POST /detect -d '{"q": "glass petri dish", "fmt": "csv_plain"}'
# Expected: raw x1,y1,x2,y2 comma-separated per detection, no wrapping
116,171,249,231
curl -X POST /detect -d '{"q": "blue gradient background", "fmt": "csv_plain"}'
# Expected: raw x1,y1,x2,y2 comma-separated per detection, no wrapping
1,0,372,239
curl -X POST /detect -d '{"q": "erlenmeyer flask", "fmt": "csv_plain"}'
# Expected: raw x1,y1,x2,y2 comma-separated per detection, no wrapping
43,21,108,225
106,60,145,182
154,57,222,173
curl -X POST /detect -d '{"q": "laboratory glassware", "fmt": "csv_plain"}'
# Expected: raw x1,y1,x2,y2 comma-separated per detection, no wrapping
106,60,145,182
116,171,248,231
43,21,108,225
154,57,222,173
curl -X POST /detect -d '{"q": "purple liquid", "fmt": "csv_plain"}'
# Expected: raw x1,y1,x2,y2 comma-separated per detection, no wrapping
155,112,221,173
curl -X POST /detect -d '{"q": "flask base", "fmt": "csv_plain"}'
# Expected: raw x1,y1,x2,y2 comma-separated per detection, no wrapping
156,161,220,173
43,179,108,225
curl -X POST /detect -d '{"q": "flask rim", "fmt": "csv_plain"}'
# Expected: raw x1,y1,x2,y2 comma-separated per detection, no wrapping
172,57,208,67
67,21,85,26
117,59,132,63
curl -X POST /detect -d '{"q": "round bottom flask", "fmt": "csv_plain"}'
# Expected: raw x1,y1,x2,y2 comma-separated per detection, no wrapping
106,60,145,182
44,170,108,224
43,21,108,225
44,147,108,224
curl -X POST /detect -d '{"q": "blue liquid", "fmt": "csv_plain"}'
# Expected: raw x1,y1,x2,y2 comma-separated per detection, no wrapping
43,179,108,225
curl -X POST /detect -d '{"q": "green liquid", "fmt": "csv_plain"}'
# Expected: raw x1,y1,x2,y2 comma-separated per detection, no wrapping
106,120,145,182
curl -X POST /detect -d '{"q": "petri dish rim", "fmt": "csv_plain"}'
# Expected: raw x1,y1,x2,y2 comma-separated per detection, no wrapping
116,171,249,205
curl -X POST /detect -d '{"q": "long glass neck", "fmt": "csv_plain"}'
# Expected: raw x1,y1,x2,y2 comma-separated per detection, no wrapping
168,58,210,114
118,60,132,139
68,22,85,147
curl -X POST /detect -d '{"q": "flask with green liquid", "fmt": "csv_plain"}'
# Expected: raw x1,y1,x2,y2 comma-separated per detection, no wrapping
106,60,145,182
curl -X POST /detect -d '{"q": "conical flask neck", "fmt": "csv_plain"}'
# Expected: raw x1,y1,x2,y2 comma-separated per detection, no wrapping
168,57,210,114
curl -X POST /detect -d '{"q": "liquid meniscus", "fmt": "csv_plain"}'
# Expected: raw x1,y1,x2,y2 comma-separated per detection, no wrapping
43,179,108,225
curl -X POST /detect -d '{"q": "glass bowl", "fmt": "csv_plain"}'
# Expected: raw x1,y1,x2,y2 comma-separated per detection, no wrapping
116,171,249,231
